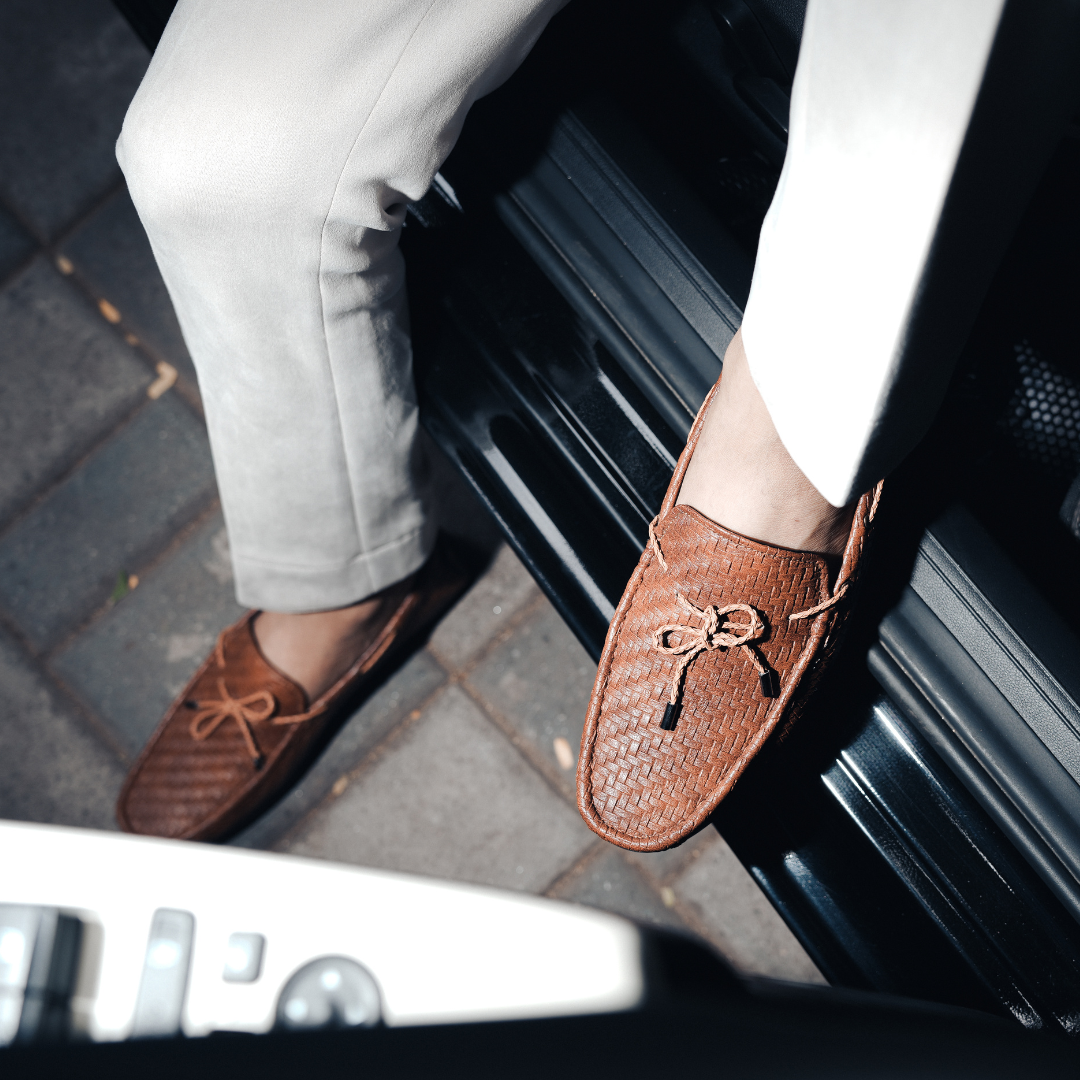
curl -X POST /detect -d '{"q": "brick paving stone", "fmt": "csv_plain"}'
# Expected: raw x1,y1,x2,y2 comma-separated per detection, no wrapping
670,832,826,984
0,0,148,239
0,203,35,281
548,847,688,935
465,600,596,796
50,512,243,756
0,626,124,830
0,258,151,522
62,187,196,385
233,648,448,851
427,544,541,671
0,392,216,650
285,684,595,892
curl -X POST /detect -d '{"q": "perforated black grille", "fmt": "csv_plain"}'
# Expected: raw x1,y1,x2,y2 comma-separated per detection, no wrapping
712,155,779,216
1002,341,1080,476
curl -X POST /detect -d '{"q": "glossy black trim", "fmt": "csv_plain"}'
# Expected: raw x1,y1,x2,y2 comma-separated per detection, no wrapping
499,103,749,438
414,87,1080,1029
870,643,1080,930
110,0,176,51
870,507,1080,927
822,698,1080,1032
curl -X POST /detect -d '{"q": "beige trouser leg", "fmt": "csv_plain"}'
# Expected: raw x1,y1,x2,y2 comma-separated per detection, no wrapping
117,0,567,611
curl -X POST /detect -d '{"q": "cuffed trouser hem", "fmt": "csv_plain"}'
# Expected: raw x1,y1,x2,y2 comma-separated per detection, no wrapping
232,518,438,614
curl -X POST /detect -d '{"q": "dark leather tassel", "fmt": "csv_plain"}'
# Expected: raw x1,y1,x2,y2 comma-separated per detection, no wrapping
660,700,681,730
759,670,780,698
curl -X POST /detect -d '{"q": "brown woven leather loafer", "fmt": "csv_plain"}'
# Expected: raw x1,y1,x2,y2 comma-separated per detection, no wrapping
116,538,475,842
577,383,881,852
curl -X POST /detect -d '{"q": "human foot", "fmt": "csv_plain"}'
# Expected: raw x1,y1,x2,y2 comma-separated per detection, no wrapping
117,539,476,842
577,364,883,851
253,575,417,703
677,330,853,556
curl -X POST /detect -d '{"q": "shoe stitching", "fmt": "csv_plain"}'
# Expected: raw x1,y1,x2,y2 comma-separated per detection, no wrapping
789,478,881,622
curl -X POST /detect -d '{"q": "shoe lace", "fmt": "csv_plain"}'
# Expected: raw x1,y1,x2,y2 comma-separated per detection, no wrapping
189,678,276,768
186,635,280,767
653,593,772,729
646,481,883,728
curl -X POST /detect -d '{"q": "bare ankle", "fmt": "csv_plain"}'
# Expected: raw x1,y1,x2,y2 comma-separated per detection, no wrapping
253,577,412,701
677,331,853,557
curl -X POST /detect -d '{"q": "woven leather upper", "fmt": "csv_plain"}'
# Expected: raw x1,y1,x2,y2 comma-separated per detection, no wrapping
578,506,832,850
117,615,312,841
577,378,879,852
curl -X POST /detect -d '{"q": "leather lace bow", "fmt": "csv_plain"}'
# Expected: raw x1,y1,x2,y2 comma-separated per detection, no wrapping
189,678,277,768
653,593,775,730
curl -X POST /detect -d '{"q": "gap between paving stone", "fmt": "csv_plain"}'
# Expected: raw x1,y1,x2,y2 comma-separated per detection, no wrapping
0,391,217,651
282,683,597,893
425,543,542,672
0,257,154,525
461,598,596,803
45,496,225,662
546,844,690,935
54,207,206,418
0,176,130,285
56,258,204,417
51,510,242,758
232,649,450,851
625,821,726,885
541,825,818,980
258,649,559,856
6,625,131,767
259,689,442,854
0,387,152,545
352,544,579,818
673,832,826,984
0,625,126,830
7,177,195,413
254,620,549,854
456,675,581,813
60,186,197,386
0,204,36,284
451,600,594,816
0,381,208,550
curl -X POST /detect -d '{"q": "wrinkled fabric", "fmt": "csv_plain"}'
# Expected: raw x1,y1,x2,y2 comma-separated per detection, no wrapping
118,0,567,610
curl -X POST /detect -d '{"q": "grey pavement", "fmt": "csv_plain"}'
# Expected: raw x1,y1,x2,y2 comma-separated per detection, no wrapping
0,0,822,986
